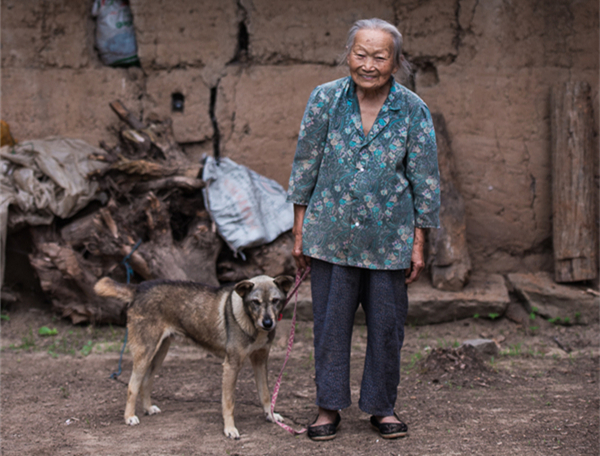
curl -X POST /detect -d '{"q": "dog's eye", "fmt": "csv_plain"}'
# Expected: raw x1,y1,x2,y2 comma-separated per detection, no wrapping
271,298,281,305
251,299,261,307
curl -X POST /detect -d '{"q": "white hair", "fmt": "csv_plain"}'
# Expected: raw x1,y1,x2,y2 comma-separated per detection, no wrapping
340,18,412,78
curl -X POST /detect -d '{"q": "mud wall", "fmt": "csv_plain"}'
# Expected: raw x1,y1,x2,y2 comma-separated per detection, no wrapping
1,0,598,274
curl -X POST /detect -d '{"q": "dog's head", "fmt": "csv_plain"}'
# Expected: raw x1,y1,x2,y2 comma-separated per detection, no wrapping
234,275,294,332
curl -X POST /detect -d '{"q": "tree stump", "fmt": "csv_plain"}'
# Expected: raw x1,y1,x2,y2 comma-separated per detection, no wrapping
551,81,598,282
428,113,472,291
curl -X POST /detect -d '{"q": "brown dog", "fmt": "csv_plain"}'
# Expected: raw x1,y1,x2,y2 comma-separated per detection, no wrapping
94,275,294,438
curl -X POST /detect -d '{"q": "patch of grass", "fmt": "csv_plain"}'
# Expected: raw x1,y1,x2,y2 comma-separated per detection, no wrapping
10,328,36,351
0,313,9,321
548,316,572,326
488,312,500,320
501,342,522,357
472,313,479,319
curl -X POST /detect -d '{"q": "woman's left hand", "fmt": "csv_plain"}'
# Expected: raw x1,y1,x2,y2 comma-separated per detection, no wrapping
405,227,425,284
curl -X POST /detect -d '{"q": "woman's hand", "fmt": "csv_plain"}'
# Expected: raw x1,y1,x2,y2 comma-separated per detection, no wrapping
405,227,425,284
292,204,311,272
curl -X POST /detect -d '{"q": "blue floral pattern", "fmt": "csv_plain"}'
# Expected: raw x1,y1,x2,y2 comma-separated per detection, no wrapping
287,77,440,270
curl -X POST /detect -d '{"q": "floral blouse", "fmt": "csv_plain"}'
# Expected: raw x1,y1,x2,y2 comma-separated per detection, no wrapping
287,76,440,270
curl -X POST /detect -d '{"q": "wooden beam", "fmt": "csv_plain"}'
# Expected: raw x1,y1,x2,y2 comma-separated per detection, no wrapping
551,81,598,282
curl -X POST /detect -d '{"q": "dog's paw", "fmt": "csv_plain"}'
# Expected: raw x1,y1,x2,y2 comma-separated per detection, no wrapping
125,415,140,426
266,412,284,423
145,405,161,415
223,425,240,439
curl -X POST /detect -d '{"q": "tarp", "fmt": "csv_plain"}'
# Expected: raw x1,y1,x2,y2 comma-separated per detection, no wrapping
0,137,109,286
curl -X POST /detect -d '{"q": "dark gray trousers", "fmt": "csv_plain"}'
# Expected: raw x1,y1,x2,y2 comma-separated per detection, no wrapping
310,258,409,416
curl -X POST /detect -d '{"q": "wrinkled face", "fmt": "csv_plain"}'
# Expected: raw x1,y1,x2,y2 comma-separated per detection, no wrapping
235,276,294,332
347,29,398,93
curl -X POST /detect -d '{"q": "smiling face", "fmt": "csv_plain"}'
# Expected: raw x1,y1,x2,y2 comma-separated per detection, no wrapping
347,28,399,94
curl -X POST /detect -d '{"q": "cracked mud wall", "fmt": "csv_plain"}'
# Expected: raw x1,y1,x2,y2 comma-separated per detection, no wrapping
1,0,598,274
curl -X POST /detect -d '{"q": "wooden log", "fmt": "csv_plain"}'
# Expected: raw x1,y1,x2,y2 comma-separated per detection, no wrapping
110,100,145,131
428,113,472,291
551,81,598,282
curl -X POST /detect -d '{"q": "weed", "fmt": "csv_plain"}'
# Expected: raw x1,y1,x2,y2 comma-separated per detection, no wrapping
403,352,423,373
529,326,539,333
60,385,70,399
81,340,94,356
38,326,58,337
473,313,479,319
488,313,500,320
0,313,9,321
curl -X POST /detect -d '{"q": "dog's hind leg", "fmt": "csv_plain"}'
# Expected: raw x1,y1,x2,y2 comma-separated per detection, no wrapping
250,349,283,424
222,355,242,439
141,335,172,416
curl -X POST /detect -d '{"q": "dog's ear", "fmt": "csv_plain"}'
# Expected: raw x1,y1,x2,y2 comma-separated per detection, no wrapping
234,280,255,298
274,275,294,294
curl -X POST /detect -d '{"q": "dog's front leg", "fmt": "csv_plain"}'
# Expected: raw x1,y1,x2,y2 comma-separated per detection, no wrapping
222,355,242,439
250,348,283,423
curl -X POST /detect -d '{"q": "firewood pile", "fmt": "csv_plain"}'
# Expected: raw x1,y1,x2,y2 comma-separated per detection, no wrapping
18,102,295,325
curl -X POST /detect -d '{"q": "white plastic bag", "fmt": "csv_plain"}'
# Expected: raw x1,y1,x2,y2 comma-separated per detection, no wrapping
202,156,294,258
92,0,139,66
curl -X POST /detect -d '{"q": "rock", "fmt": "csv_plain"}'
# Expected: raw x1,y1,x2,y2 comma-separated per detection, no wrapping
507,272,599,324
282,273,510,326
461,339,499,358
504,301,531,326
405,273,510,325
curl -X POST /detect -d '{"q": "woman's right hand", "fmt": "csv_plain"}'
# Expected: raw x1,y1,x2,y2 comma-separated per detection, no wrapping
292,204,311,272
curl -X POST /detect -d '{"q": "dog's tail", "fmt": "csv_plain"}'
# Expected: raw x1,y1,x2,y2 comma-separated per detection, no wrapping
94,277,135,303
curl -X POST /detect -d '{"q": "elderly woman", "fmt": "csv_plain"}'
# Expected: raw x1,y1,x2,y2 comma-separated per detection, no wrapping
286,18,440,440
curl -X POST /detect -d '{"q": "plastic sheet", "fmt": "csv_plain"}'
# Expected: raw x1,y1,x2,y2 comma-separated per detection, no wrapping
202,156,293,258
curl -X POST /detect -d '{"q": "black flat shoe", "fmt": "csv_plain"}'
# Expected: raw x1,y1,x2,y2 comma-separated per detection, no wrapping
370,413,408,439
307,413,341,441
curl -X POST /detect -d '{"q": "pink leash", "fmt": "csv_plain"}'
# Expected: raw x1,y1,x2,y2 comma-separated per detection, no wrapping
270,267,311,435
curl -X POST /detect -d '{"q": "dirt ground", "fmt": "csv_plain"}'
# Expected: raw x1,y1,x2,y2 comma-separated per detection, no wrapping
1,297,598,456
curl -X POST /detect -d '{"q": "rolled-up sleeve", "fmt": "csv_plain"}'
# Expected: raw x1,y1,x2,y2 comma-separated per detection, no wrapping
286,86,330,205
405,104,441,228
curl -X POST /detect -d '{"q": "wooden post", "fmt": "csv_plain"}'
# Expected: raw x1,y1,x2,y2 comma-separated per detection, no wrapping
551,81,598,282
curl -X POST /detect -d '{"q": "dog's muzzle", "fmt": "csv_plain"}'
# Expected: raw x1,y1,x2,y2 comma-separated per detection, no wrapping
261,316,274,330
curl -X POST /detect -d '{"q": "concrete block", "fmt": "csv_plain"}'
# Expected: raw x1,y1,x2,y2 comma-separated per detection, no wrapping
144,69,213,143
396,0,458,61
129,0,238,83
1,0,92,69
247,0,394,64
1,67,144,147
216,64,347,187
507,272,599,324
